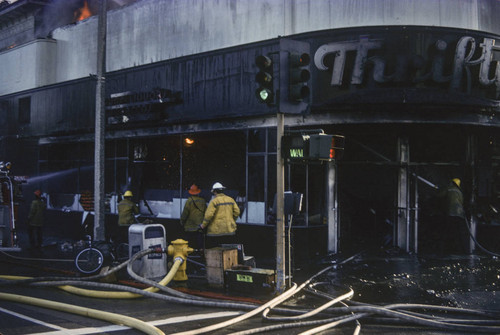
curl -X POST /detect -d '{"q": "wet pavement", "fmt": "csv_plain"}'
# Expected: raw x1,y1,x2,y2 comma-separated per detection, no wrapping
0,236,499,334
321,252,499,310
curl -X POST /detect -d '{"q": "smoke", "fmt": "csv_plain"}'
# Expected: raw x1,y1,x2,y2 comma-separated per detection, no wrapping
35,0,138,38
36,0,88,38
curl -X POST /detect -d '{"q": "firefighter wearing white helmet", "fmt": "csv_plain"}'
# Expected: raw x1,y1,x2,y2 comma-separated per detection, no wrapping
199,182,240,248
211,182,225,192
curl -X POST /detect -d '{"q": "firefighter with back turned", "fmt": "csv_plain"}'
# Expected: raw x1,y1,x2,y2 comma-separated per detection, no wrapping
116,190,139,244
199,182,240,249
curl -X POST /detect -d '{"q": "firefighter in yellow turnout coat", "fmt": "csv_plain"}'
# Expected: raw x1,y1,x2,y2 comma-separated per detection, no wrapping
200,182,240,248
116,190,139,243
181,184,207,250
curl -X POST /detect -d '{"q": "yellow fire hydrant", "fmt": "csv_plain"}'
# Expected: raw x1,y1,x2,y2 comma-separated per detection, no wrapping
167,239,194,281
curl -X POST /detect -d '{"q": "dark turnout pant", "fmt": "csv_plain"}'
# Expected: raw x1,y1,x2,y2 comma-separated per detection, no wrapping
28,225,43,248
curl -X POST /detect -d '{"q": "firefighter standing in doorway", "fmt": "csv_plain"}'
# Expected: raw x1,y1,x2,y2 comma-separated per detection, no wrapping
181,184,207,250
116,190,139,243
199,182,240,249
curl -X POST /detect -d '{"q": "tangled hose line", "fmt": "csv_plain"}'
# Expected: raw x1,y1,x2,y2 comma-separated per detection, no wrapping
2,250,500,334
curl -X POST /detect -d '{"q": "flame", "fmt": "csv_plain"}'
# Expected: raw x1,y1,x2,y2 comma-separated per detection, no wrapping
75,1,92,22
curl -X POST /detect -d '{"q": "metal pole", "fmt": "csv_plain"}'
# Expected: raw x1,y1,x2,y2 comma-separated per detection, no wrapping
396,136,409,252
179,134,183,217
94,0,107,241
466,134,477,253
413,169,419,253
276,112,286,293
327,160,338,253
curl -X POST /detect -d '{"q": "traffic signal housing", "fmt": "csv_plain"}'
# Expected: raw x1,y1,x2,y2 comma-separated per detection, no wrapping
279,39,311,114
288,52,311,102
255,55,274,105
309,134,345,160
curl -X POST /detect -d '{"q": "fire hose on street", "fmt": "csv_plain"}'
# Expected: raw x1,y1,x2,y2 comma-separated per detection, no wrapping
2,250,500,334
0,291,165,335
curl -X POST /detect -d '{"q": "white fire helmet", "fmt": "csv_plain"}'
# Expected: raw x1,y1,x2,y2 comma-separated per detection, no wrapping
211,182,225,192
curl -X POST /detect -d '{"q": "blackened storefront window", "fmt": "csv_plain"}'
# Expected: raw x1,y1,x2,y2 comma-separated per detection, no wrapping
130,132,246,205
132,137,181,196
182,132,246,198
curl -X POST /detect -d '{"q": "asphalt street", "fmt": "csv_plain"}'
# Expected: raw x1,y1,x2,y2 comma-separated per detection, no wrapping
0,237,499,334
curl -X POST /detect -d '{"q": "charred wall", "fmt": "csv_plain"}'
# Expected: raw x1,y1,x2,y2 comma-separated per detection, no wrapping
3,0,500,96
105,43,273,126
5,78,95,138
4,26,500,140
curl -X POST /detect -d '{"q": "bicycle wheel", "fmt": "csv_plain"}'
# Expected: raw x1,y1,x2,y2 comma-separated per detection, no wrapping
75,248,104,274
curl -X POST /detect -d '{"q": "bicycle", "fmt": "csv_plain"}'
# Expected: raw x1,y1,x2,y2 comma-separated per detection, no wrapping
74,235,129,274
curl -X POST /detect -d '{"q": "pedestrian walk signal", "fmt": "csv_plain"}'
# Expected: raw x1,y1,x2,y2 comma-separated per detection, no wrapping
282,133,345,162
309,134,345,160
282,135,308,161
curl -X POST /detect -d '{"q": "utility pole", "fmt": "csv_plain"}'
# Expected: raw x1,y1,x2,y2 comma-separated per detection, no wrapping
275,39,311,293
255,49,286,292
276,112,286,293
94,0,107,241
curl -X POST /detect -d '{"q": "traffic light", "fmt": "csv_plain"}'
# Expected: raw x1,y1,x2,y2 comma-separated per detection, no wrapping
255,55,274,105
288,52,310,102
279,39,311,114
309,134,345,161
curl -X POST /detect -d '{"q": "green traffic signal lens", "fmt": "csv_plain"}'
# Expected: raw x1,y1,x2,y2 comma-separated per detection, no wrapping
256,88,273,103
259,90,269,101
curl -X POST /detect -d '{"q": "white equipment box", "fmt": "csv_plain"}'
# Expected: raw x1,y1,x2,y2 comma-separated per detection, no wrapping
128,223,167,279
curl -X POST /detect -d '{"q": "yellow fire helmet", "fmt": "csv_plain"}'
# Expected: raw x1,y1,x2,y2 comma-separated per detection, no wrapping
452,178,461,187
124,190,133,197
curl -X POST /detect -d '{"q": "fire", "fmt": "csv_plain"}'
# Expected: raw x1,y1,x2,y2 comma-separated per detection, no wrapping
75,1,92,22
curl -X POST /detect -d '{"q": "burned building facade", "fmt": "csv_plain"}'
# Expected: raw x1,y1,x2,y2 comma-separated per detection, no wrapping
1,0,500,257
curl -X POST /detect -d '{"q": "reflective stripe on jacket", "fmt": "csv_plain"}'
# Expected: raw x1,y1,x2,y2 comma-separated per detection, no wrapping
118,198,139,226
181,195,207,232
201,193,240,236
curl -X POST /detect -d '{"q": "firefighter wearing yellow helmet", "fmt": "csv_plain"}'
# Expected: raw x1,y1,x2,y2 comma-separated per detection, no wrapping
199,182,240,248
116,190,139,243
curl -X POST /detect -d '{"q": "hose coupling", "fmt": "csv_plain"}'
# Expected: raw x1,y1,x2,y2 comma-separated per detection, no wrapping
152,247,165,254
